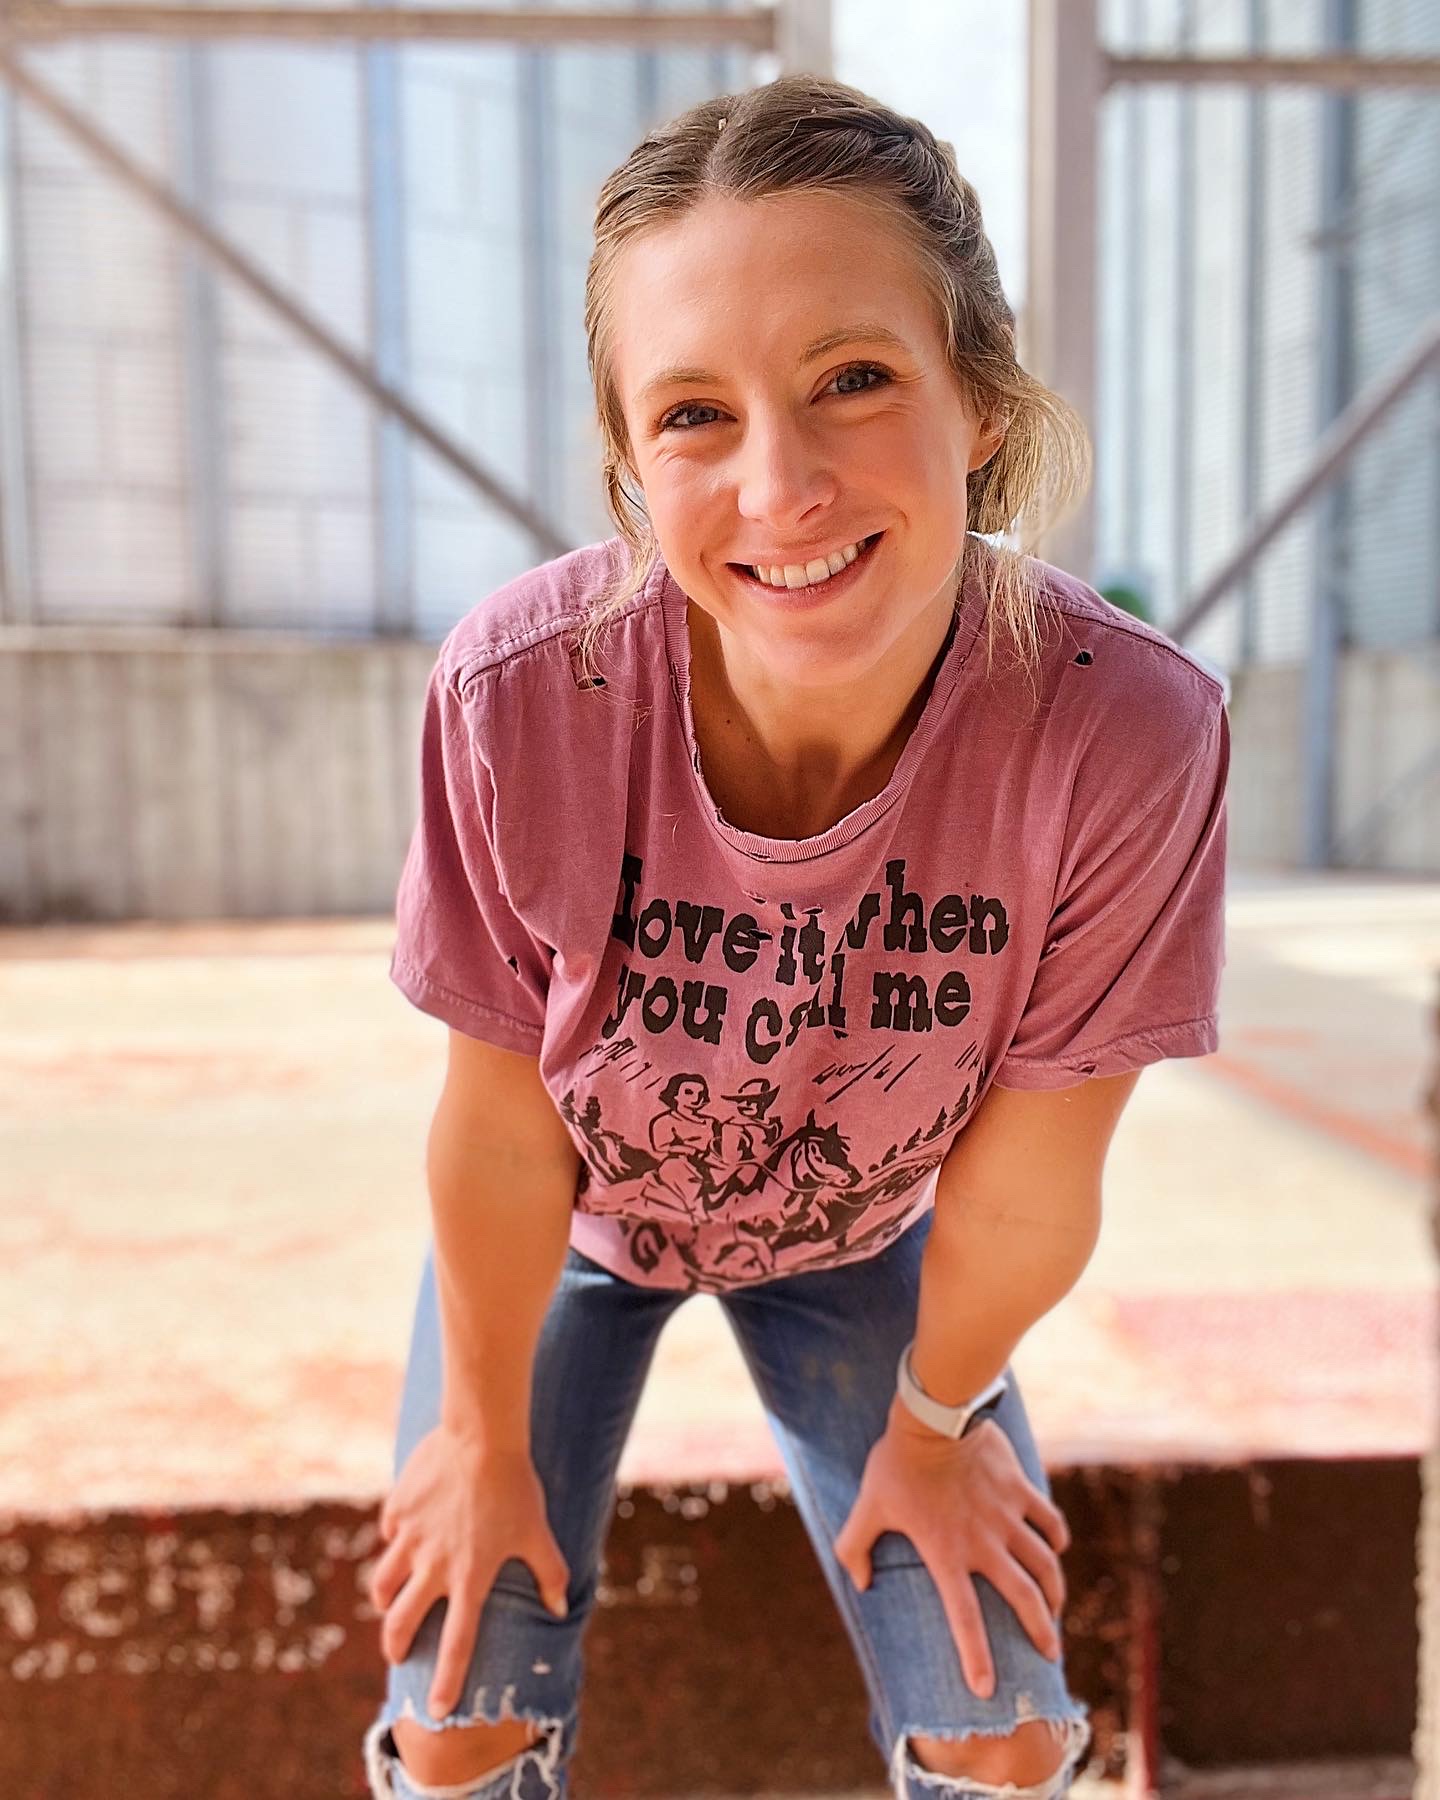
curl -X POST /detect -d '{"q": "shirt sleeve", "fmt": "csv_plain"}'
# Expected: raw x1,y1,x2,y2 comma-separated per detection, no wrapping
388,651,551,1054
990,698,1229,1091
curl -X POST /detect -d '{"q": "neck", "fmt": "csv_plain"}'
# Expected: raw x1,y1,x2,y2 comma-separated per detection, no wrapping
686,583,959,839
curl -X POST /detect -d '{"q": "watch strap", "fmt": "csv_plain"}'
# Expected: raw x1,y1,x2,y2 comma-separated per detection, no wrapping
895,1339,1009,1439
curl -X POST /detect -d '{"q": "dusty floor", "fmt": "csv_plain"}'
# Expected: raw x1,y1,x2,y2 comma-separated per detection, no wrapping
0,864,1435,1521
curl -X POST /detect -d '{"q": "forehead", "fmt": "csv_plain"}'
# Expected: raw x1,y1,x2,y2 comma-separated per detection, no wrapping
610,190,937,398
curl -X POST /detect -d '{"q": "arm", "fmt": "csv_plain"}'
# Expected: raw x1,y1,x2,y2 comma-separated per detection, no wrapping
905,1069,1142,1414
372,1026,579,1713
427,1026,581,1451
833,1067,1145,1697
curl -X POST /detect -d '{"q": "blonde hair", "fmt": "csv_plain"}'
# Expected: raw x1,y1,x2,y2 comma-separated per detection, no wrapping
575,72,1091,697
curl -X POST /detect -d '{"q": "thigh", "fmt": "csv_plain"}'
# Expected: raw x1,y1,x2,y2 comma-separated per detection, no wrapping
371,1240,687,1760
719,1207,1091,1782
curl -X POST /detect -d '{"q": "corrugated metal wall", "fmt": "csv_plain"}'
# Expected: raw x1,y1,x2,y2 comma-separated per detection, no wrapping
0,5,752,639
7,43,195,626
1348,0,1440,652
1096,0,1439,670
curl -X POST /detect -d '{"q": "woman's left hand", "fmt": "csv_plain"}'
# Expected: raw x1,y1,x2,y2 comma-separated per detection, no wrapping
832,1393,1071,1699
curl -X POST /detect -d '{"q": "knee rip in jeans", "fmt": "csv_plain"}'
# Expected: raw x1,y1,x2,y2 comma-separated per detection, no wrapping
889,1708,1091,1799
363,1685,566,1800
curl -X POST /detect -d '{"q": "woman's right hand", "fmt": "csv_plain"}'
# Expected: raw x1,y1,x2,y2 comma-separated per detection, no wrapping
368,1424,571,1720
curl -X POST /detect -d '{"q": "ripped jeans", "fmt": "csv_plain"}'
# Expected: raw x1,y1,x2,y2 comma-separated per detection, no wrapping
361,1204,1093,1800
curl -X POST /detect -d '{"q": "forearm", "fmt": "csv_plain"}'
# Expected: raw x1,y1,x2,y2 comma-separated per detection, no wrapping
908,1163,1100,1408
425,1095,578,1452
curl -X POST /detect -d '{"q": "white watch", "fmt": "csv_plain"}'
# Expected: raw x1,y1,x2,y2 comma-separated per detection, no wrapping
895,1338,1009,1439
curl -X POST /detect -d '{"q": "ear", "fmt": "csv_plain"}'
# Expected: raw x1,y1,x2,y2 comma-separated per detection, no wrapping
968,410,1008,474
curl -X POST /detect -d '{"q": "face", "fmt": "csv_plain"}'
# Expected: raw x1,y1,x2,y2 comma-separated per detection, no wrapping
610,189,1003,694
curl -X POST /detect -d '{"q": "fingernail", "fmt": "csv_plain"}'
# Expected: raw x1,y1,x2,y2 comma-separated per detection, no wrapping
429,1697,447,1719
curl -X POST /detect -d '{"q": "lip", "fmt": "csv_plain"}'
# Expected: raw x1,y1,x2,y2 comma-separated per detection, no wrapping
727,532,884,611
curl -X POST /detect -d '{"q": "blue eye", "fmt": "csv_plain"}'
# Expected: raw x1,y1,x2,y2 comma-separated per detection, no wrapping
832,361,892,397
657,361,893,433
658,400,722,433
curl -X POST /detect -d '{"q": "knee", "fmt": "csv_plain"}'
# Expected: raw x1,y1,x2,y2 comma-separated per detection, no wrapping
908,1716,1071,1790
391,1714,543,1790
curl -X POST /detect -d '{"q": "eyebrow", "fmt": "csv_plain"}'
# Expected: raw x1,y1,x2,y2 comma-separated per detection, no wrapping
635,321,913,405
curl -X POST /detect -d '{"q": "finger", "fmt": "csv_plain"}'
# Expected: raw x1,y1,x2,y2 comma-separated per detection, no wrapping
932,1564,995,1699
846,1546,873,1592
368,1537,411,1613
1024,1488,1071,1555
529,1535,571,1617
429,1580,483,1719
991,1551,1062,1661
833,1516,873,1592
1009,1522,1067,1619
379,1562,435,1668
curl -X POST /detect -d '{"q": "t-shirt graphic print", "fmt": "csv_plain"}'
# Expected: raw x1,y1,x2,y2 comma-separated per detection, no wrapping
559,848,997,1287
389,535,1229,1294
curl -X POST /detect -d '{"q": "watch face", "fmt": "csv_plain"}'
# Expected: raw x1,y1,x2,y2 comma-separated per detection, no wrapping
961,1396,1002,1434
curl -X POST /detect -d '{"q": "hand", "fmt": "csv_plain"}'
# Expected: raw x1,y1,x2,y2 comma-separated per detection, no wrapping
832,1394,1071,1699
367,1425,570,1720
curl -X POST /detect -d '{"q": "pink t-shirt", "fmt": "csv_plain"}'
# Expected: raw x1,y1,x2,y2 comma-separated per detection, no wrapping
390,535,1228,1293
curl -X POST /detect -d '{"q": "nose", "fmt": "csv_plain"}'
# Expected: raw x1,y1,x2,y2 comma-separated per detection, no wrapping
734,409,839,536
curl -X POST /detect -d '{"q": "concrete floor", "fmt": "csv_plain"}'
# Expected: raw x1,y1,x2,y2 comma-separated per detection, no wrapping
0,864,1434,1524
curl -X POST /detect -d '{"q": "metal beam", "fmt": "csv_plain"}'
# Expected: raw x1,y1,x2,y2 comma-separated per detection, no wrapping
1118,0,1144,577
518,43,559,534
1302,0,1355,872
0,74,33,625
1025,0,1101,581
1170,313,1440,643
1236,0,1266,664
0,4,777,48
1105,53,1440,91
0,44,573,562
1171,0,1195,623
772,0,828,77
362,35,415,634
174,44,227,629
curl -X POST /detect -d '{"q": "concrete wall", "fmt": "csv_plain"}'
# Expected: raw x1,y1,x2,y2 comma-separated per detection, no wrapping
0,628,432,923
1227,643,1440,874
2,631,1438,925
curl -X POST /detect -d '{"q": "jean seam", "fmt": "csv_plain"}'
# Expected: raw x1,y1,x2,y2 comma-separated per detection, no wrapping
786,1434,899,1749
720,1322,899,1753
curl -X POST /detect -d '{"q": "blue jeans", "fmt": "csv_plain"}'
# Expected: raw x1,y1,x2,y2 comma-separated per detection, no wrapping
362,1205,1092,1800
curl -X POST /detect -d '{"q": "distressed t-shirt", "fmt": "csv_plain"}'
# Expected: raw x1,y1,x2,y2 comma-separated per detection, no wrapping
389,535,1228,1294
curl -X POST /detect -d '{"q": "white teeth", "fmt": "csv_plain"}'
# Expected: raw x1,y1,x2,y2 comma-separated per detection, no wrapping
748,536,871,588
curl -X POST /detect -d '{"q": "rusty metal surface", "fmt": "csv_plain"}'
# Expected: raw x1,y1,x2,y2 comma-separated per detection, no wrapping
1158,1459,1421,1763
0,1481,1127,1798
0,1470,1416,1797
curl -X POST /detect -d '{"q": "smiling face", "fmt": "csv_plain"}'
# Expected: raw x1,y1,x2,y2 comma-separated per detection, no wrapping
610,188,1003,694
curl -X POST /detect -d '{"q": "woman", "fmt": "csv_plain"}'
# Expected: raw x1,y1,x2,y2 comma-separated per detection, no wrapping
362,73,1229,1800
